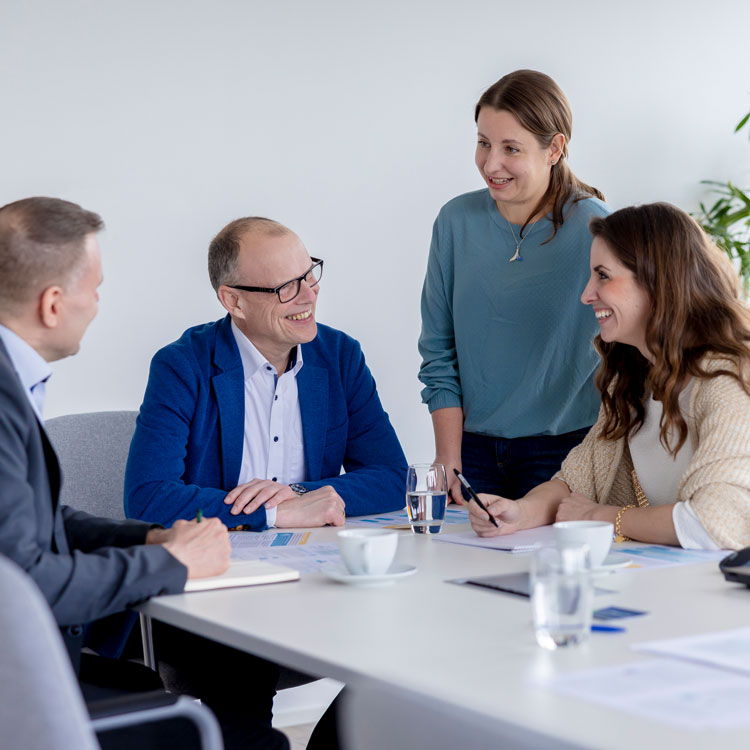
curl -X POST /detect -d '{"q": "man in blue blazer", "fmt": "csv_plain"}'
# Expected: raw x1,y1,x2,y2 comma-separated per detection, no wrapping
125,216,407,531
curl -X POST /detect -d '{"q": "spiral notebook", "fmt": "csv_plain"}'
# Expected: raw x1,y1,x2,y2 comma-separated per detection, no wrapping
183,559,300,592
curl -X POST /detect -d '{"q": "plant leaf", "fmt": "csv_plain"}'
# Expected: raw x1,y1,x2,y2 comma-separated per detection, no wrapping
735,111,750,133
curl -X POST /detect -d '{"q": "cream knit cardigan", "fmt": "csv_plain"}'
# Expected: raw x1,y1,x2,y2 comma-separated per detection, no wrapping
554,359,750,550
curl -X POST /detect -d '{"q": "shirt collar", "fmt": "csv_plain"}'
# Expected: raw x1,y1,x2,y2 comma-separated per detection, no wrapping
231,320,303,380
0,323,52,412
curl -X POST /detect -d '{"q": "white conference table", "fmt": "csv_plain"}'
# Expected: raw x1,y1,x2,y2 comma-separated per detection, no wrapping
140,519,750,749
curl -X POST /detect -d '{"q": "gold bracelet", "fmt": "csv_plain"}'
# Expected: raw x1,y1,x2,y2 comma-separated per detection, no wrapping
614,504,636,543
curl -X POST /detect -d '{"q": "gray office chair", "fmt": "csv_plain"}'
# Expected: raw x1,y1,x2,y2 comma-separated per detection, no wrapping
45,410,313,690
0,554,223,750
46,410,138,519
44,410,165,670
341,680,583,750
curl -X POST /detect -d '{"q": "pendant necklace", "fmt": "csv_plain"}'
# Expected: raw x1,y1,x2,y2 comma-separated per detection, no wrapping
501,211,538,263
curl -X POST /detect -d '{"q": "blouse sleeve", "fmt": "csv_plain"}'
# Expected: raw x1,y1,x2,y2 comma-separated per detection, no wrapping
672,502,722,549
418,217,462,412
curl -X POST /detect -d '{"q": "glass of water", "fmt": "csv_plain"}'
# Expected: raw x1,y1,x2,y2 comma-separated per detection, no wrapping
405,463,448,535
531,544,593,650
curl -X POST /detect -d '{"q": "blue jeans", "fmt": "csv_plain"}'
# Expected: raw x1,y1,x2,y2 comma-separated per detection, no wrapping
460,427,591,500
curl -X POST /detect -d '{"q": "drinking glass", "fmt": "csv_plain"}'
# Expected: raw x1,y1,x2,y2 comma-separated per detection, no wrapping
405,463,448,535
531,544,593,650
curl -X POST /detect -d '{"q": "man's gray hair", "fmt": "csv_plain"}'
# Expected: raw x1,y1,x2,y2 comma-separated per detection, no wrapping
207,216,291,292
0,197,103,317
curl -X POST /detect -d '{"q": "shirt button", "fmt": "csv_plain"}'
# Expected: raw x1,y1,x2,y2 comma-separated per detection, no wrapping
274,395,278,401
273,436,279,442
266,366,272,371
272,477,277,482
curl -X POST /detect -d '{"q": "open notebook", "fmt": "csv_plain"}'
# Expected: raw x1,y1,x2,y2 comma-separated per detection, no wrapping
183,559,300,592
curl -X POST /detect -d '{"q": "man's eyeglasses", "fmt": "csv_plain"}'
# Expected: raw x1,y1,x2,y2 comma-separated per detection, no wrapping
228,258,324,304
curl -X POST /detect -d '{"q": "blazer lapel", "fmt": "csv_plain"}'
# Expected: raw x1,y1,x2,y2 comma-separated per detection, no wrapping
37,420,61,510
213,317,245,488
298,364,328,481
36,419,69,555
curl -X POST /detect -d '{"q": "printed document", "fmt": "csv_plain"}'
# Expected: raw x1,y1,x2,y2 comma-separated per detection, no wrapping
543,657,750,730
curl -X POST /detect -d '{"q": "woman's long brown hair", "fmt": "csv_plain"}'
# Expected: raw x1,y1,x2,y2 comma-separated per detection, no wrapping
475,69,604,241
590,202,750,455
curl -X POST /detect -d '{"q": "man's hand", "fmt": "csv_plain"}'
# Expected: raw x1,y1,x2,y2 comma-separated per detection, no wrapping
275,486,346,528
555,493,602,523
469,494,523,537
148,518,231,579
223,479,297,516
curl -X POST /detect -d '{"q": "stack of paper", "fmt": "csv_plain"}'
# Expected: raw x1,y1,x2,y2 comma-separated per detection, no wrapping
633,627,750,676
433,525,557,552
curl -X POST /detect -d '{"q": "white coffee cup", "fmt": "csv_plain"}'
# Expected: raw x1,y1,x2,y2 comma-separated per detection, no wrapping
553,521,614,568
337,529,398,576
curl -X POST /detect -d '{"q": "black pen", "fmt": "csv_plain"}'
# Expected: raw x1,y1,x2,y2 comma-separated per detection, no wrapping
453,469,500,528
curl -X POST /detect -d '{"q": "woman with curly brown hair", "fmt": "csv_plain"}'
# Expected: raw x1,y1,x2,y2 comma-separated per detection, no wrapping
469,202,750,550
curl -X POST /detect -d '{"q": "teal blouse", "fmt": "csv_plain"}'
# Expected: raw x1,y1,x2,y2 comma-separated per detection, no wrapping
418,188,611,439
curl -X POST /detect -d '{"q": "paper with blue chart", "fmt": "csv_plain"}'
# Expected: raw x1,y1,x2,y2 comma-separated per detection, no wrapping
228,508,470,572
347,507,470,528
230,530,340,573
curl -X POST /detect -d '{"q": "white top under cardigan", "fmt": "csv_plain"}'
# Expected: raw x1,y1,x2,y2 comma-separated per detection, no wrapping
628,380,720,549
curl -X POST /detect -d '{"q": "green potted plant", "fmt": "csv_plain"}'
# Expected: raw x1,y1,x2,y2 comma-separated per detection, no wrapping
694,110,750,295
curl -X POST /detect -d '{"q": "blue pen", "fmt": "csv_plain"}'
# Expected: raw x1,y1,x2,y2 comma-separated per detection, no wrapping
591,625,626,633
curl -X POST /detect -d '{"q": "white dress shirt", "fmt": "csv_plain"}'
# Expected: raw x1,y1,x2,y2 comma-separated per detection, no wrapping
231,321,306,527
628,380,720,549
0,324,51,421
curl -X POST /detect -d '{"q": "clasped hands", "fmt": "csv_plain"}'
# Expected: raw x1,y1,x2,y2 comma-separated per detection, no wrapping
223,478,345,528
469,490,601,537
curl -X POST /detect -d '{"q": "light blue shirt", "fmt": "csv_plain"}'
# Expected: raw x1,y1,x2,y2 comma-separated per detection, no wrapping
418,189,611,438
0,324,51,421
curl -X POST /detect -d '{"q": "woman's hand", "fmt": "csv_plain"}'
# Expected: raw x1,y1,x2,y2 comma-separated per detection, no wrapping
436,455,465,505
469,494,523,537
555,493,606,522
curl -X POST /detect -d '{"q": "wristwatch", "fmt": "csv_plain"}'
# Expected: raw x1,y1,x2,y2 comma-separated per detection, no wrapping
289,483,309,496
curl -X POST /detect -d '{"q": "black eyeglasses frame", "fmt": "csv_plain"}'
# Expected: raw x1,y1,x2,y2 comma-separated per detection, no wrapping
227,257,324,303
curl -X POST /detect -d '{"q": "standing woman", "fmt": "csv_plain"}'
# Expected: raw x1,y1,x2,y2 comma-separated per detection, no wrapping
419,69,610,503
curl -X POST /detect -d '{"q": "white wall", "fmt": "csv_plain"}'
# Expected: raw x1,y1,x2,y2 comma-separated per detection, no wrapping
1,0,749,462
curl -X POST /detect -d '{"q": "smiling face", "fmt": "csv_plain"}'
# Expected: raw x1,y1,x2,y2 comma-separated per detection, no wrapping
581,237,652,359
475,107,562,223
220,229,319,370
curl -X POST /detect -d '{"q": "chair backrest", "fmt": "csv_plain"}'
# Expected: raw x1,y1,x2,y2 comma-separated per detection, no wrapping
0,554,100,750
45,410,137,519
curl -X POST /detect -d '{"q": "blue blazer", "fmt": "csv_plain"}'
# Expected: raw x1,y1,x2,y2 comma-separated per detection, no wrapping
125,316,408,529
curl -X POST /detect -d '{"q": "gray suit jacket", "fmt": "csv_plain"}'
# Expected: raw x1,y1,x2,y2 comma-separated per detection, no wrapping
0,339,186,670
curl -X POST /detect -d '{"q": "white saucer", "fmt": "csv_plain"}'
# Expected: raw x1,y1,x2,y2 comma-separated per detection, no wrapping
323,563,417,587
592,554,632,574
